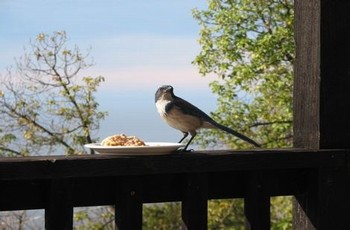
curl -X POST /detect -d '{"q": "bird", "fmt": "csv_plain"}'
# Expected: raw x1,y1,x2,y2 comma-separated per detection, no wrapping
155,85,260,151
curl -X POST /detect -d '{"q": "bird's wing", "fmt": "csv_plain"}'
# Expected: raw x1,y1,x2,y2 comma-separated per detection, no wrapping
171,96,215,122
171,97,261,148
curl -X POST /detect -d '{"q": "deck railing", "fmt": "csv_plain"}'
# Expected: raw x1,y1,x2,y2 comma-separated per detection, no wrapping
2,1,350,229
0,149,349,229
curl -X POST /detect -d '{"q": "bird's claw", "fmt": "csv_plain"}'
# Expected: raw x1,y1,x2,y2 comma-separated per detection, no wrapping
177,148,194,153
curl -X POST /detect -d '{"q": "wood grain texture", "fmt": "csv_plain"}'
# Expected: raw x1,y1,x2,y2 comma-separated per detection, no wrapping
293,0,320,149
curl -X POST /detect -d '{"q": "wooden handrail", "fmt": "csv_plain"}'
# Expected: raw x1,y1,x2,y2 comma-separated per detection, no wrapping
0,149,349,229
0,149,347,180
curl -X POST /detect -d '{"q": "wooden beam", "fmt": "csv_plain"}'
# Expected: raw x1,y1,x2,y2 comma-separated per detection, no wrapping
0,169,312,211
0,150,347,180
293,0,320,149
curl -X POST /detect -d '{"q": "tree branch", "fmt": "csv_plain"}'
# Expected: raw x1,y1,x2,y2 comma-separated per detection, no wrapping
0,146,22,156
251,120,292,128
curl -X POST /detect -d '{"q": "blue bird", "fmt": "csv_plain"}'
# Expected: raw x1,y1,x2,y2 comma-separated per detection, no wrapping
155,85,260,151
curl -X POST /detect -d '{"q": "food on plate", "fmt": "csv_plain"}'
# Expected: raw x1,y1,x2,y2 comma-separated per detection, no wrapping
101,134,146,146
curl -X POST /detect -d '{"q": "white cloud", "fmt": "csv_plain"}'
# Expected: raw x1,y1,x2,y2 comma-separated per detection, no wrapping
80,33,217,91
88,34,201,69
88,65,216,91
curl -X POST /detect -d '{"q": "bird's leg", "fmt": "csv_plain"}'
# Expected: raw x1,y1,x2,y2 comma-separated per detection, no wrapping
178,132,188,143
182,132,197,151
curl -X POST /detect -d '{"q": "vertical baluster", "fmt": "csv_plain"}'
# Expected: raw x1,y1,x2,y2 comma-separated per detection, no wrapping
182,173,208,230
45,178,73,230
115,177,143,230
244,171,270,230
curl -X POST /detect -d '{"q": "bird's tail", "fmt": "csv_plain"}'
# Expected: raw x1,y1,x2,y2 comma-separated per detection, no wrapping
213,122,261,148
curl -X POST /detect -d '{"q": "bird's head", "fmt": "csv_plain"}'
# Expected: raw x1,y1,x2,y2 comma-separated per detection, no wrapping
155,85,175,102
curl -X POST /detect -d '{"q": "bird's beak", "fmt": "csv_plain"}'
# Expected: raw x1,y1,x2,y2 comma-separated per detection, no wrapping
165,86,172,92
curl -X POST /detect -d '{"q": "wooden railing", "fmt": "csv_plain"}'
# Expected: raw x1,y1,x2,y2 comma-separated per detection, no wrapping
2,1,349,229
0,149,349,229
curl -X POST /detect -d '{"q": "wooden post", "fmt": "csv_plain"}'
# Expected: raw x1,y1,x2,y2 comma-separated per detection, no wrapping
115,177,143,230
293,0,350,229
182,173,208,230
293,1,320,228
293,0,320,150
45,179,73,230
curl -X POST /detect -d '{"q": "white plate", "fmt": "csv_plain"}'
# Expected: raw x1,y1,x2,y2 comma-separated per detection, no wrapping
84,142,185,155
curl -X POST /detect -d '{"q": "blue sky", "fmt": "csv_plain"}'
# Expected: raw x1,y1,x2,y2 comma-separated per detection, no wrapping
0,0,218,145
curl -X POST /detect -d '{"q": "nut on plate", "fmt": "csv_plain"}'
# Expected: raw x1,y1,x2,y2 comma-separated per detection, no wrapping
101,134,146,146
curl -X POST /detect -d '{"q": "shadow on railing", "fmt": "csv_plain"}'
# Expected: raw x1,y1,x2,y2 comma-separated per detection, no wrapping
0,149,348,229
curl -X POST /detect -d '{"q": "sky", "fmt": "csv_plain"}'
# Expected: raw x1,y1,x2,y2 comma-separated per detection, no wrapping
0,0,218,146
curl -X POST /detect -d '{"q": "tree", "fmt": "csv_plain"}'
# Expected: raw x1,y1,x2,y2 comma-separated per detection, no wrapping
0,31,107,156
193,0,294,149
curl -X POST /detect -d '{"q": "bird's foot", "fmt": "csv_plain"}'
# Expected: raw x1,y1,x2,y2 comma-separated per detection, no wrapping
177,148,194,153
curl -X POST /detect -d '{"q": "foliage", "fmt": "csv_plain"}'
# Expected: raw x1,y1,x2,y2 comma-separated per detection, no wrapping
271,196,293,230
193,0,294,149
0,31,107,156
208,199,245,229
143,203,182,229
74,207,114,230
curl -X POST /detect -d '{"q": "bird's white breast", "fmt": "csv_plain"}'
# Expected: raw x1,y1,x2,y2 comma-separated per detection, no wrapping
156,99,170,116
156,99,203,132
